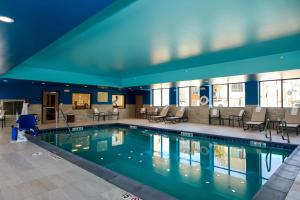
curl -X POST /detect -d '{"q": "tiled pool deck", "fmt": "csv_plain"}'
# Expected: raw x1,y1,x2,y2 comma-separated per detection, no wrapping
1,118,300,199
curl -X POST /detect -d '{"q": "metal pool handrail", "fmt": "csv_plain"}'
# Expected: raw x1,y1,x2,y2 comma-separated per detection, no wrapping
264,119,272,142
59,104,71,134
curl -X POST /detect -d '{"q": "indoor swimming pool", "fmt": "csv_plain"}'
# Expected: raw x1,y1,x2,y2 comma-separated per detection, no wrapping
39,125,293,200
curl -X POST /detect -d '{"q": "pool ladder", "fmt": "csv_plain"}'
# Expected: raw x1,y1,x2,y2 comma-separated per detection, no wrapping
59,107,71,134
265,119,290,143
264,119,272,142
278,120,290,143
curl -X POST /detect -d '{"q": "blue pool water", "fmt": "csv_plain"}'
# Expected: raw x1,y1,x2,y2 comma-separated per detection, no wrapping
40,126,292,200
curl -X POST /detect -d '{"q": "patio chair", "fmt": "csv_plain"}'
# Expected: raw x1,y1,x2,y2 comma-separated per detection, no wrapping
229,109,246,127
150,106,169,122
277,108,300,136
165,107,186,123
93,108,100,121
243,107,266,131
138,107,147,119
209,108,221,125
147,107,159,119
111,108,119,120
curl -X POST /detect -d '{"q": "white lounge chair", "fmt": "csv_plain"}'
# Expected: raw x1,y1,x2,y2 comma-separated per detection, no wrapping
93,108,100,120
278,108,300,136
244,107,266,131
165,107,186,123
150,106,169,122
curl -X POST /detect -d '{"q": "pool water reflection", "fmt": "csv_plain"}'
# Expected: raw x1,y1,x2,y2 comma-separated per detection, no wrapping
40,126,292,200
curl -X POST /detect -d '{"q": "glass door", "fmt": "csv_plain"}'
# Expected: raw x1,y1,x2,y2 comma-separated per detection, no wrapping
42,92,58,123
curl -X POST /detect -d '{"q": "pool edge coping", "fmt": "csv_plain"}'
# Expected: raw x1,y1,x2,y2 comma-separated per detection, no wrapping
35,122,300,200
27,134,177,200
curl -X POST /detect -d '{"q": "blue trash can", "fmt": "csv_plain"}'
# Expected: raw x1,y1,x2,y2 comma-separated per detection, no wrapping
11,126,18,141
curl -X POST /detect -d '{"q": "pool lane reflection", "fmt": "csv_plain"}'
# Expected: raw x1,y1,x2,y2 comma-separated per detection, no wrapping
40,127,291,200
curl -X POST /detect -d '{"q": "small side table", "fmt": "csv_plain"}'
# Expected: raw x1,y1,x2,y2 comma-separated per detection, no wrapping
268,120,281,130
66,114,75,123
221,117,232,126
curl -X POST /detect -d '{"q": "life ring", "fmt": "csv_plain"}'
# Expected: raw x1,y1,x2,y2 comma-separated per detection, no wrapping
200,146,209,156
200,96,209,105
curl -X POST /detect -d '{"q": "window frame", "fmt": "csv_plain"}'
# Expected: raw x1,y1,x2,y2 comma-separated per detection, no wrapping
212,82,246,108
152,88,170,107
212,83,229,107
190,86,201,107
228,82,245,108
178,86,191,107
259,79,282,108
72,92,92,110
282,78,300,108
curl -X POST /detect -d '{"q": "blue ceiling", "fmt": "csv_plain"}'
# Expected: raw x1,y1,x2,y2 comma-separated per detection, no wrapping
1,0,300,87
0,0,115,74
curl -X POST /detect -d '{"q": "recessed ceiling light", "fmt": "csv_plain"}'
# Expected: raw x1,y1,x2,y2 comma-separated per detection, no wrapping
0,16,14,23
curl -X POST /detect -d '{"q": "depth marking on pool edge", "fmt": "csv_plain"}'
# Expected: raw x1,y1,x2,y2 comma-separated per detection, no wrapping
181,132,194,137
121,192,142,200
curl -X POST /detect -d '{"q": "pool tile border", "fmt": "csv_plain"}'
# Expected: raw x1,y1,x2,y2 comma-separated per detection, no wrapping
36,122,300,200
253,145,300,200
39,123,297,150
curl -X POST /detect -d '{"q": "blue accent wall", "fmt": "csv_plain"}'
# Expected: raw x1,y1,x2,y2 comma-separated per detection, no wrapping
245,81,259,106
170,88,177,105
128,90,151,105
0,79,262,107
0,80,134,105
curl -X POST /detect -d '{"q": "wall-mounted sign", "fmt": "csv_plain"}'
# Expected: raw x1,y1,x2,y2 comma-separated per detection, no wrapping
97,92,108,102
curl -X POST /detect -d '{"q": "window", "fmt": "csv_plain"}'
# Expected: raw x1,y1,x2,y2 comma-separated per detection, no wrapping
283,79,300,107
112,95,125,109
152,89,169,106
191,87,200,106
214,144,229,169
230,147,246,173
162,89,170,106
2,100,23,115
179,87,190,106
213,85,228,107
72,93,91,109
152,89,162,106
229,83,245,107
260,81,281,107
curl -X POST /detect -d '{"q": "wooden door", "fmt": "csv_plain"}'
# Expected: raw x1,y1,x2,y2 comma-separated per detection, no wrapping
135,95,143,117
42,91,58,123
